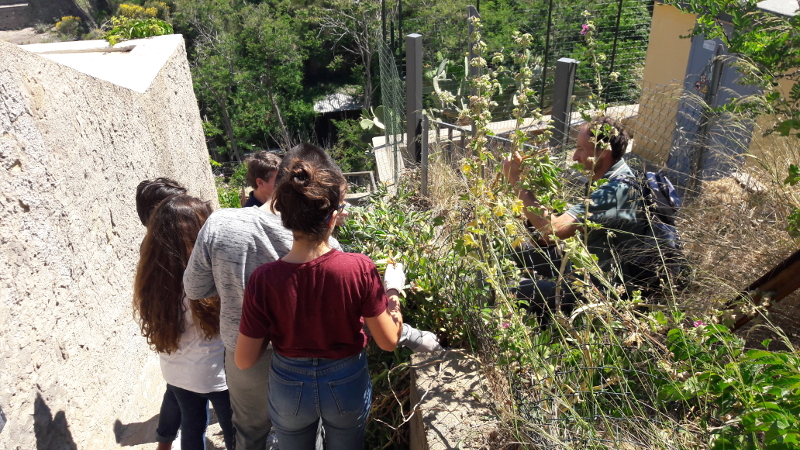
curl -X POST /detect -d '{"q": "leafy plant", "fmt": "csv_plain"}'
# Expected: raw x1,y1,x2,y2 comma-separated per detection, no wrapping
329,118,374,173
55,16,82,39
211,160,247,209
662,324,800,449
103,16,173,46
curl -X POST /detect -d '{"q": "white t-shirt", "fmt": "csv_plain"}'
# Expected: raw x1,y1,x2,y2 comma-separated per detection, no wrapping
159,295,227,393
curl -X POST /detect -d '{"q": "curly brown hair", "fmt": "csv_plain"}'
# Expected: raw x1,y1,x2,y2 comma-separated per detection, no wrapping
133,194,219,354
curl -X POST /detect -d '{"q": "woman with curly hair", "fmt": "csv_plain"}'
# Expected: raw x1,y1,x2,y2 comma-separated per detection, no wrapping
133,194,234,450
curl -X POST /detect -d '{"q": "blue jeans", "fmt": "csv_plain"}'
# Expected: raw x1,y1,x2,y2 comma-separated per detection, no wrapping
269,350,371,450
166,384,235,450
155,388,181,443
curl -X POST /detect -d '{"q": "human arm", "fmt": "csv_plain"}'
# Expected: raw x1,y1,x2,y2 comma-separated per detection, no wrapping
364,310,403,351
360,261,404,351
183,221,218,300
235,269,271,369
234,334,266,370
502,151,581,242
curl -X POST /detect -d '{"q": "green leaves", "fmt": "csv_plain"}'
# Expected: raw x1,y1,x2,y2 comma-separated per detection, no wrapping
104,17,174,46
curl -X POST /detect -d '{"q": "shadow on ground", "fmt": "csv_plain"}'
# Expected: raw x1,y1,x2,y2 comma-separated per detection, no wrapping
34,393,77,450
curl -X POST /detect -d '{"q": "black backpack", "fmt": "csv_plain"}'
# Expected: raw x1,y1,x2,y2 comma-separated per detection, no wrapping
612,171,687,290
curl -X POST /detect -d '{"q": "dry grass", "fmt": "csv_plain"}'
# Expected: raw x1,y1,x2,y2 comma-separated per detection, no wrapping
676,121,800,316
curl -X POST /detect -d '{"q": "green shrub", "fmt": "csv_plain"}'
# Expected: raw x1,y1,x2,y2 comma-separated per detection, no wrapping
103,16,173,46
211,160,247,209
328,118,375,173
54,16,82,38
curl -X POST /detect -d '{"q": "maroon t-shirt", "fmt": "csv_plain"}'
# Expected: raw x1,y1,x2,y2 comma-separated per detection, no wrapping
239,249,388,359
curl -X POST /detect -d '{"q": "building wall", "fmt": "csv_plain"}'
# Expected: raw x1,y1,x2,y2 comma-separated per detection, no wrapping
747,75,798,173
630,3,696,165
0,37,217,449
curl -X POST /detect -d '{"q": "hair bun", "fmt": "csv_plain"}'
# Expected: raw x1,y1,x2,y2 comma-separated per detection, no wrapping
289,162,314,189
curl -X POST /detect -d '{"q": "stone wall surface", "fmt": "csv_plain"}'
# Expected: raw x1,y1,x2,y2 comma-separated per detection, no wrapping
409,352,500,450
0,36,217,449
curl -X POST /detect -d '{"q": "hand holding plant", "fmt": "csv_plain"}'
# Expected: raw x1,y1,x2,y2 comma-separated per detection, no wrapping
502,151,524,186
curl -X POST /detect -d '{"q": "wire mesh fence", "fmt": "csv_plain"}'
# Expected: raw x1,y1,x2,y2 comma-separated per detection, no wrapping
396,0,653,123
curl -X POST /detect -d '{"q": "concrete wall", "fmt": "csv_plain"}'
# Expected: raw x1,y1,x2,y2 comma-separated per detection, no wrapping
630,3,696,165
0,35,217,449
0,0,100,31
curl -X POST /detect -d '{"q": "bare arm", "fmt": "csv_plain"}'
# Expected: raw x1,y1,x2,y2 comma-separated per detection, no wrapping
503,152,581,242
364,309,403,351
184,223,218,300
234,333,265,370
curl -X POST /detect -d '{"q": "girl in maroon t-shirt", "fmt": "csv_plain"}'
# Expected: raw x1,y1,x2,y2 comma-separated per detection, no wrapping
235,150,403,450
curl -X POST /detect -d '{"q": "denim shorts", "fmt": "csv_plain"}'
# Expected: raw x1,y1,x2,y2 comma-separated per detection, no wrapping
268,350,371,450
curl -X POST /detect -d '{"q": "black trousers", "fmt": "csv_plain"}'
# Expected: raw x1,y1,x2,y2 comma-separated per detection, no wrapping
510,244,579,319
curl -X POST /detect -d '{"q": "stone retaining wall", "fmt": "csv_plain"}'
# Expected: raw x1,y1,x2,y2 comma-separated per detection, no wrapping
409,352,501,450
0,36,217,449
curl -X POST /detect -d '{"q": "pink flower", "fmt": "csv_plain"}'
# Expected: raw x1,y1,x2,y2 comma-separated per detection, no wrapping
581,24,589,35
502,322,510,329
693,320,705,327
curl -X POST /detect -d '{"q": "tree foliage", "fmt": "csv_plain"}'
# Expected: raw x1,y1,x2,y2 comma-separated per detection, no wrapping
309,0,383,109
173,0,314,160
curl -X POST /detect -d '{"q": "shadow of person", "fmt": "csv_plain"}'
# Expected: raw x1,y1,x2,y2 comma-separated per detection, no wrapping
34,393,78,450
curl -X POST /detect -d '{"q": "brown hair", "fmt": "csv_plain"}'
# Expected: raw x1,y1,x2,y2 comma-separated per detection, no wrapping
272,156,346,241
245,151,282,189
135,177,186,226
588,117,630,161
133,195,219,354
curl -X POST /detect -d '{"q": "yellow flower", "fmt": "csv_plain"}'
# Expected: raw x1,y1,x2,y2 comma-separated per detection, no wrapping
505,222,518,235
511,199,524,215
463,233,479,248
493,204,505,217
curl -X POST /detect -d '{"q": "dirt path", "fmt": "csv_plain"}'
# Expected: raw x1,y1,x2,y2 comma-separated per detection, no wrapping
0,27,52,45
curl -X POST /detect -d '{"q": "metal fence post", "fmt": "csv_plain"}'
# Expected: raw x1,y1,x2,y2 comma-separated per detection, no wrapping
606,0,625,102
687,48,724,199
405,33,423,163
421,115,429,196
549,58,578,148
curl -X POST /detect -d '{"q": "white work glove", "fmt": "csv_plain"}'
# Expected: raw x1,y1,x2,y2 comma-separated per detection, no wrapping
399,324,444,352
383,262,406,294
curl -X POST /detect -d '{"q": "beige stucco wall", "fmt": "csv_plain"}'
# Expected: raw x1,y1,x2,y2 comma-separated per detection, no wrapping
631,3,696,165
748,74,798,173
0,36,217,449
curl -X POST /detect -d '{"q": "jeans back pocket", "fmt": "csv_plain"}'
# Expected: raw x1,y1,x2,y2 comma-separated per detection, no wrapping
269,370,304,417
328,365,370,416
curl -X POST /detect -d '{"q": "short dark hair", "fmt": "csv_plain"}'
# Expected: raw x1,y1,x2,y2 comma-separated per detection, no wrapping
272,144,345,241
245,151,282,189
588,117,630,161
135,178,186,226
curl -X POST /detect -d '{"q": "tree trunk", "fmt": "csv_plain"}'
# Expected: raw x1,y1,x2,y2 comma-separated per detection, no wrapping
363,51,373,109
208,83,242,162
264,73,292,149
